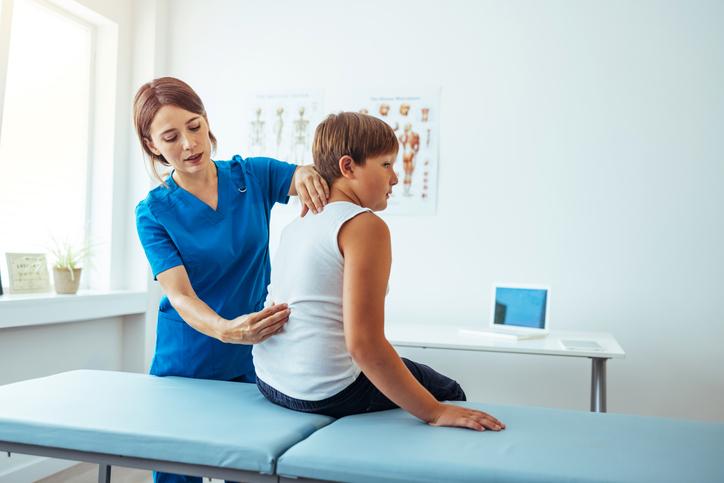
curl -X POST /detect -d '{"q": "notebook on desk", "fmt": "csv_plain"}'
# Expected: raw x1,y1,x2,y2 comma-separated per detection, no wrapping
460,284,551,341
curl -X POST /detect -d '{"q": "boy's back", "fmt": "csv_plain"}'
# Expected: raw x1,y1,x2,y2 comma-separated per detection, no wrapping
254,112,504,432
253,201,371,401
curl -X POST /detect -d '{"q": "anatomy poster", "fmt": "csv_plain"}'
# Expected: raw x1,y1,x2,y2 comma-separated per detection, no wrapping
245,90,323,165
340,90,440,216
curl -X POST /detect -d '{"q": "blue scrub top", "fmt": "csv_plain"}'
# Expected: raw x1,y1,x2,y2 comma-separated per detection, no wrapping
135,155,297,381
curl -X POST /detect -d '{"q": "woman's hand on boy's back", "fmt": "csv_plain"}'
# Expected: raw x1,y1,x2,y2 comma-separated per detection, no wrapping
429,403,506,432
157,266,290,345
219,303,290,344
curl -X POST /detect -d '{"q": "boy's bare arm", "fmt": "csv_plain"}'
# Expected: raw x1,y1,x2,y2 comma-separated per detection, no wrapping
339,213,505,431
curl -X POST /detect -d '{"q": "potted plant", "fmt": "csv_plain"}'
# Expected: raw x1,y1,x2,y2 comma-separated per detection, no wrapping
49,239,91,295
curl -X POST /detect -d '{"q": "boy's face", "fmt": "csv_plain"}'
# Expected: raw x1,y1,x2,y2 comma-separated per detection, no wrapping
354,151,399,211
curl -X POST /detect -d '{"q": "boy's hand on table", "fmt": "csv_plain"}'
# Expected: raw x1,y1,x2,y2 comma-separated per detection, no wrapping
429,404,506,432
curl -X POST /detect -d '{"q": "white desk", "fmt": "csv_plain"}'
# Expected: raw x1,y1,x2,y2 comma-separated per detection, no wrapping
386,324,626,413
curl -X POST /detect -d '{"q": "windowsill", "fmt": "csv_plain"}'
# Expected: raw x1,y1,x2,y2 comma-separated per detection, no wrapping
0,289,148,329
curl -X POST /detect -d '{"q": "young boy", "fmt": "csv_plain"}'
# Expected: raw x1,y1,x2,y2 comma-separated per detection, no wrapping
252,113,505,431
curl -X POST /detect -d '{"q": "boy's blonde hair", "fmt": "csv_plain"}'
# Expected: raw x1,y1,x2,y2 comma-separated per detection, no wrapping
312,112,399,187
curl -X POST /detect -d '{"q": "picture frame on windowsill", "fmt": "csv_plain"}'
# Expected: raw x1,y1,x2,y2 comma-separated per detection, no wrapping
5,253,51,294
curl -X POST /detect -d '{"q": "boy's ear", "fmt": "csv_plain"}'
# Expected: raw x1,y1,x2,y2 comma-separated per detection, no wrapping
338,155,355,179
144,137,161,156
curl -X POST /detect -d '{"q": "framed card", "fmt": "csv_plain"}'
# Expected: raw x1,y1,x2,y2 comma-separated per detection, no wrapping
5,253,51,294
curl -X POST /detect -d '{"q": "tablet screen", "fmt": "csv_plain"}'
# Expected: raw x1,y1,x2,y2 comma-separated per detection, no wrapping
494,287,548,329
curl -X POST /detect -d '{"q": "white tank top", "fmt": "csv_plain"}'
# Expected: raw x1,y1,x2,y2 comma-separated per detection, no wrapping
252,201,372,400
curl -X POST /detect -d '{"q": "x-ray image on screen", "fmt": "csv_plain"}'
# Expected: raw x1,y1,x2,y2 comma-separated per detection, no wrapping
494,287,548,329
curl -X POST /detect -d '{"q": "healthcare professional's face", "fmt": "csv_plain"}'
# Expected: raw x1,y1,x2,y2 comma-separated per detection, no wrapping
354,152,398,211
145,105,212,175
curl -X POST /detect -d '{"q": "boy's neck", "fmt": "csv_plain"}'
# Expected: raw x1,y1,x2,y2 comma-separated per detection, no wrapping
328,184,363,207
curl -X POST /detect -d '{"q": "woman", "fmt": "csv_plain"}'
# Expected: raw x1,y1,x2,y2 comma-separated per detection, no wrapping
133,77,328,483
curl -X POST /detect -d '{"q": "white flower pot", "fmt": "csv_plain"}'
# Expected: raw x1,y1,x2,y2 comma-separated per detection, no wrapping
53,267,82,294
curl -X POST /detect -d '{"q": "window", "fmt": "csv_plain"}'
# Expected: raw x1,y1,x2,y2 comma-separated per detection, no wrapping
0,0,95,289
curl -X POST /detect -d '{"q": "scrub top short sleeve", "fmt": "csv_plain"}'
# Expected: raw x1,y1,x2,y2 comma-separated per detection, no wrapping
238,156,297,207
135,201,183,279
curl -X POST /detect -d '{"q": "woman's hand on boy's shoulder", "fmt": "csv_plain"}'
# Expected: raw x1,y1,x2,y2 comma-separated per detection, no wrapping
292,165,329,217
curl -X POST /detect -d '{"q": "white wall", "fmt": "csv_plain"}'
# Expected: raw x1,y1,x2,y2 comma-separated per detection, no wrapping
0,318,125,386
158,0,724,422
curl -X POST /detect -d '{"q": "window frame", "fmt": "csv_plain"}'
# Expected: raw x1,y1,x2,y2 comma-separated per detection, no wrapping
0,0,115,291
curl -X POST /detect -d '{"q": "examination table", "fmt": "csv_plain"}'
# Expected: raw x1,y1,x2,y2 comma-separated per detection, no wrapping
0,370,722,483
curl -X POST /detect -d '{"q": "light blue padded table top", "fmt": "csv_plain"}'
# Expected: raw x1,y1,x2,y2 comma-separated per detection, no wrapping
0,370,333,474
277,401,724,483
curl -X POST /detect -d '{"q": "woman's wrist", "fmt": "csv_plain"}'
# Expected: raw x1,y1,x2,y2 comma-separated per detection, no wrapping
214,316,232,343
292,164,304,182
293,165,312,188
